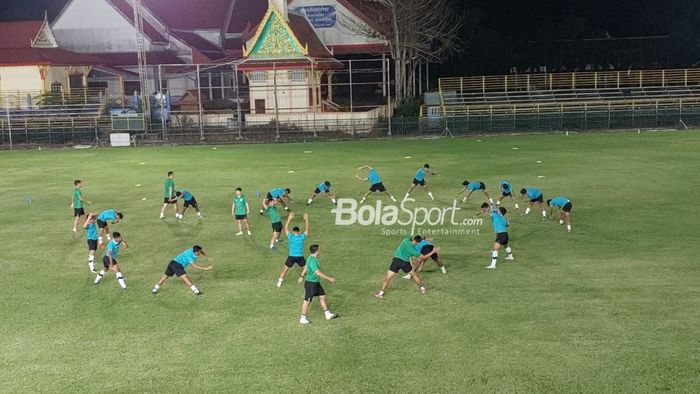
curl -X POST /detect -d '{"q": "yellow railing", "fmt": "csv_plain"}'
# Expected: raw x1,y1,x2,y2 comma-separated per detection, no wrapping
439,68,700,95
422,96,700,117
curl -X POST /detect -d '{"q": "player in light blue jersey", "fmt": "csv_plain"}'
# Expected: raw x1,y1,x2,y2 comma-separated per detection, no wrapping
458,180,494,204
277,212,310,287
83,213,99,272
94,232,129,289
547,197,573,232
403,164,436,201
496,180,518,209
519,187,547,219
96,209,123,246
357,165,397,203
152,246,211,295
173,189,203,221
259,187,291,214
307,181,337,206
481,203,514,269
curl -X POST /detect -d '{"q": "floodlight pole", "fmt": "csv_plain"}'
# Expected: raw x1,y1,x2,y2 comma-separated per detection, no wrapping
196,64,204,140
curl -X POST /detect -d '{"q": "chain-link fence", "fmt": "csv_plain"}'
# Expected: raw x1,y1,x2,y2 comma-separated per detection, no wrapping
2,105,698,147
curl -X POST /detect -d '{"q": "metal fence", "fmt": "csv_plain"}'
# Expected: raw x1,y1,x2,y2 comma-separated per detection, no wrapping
2,105,698,147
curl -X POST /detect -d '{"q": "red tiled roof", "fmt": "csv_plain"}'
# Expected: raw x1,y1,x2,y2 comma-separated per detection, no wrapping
0,48,104,66
227,0,269,34
288,12,334,59
0,20,45,49
143,0,231,30
171,31,226,62
92,52,184,66
106,0,168,43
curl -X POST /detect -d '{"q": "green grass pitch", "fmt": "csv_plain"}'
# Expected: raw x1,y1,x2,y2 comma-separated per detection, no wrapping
1,131,698,392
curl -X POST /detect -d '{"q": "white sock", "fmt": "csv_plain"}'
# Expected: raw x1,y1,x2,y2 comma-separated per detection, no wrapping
440,266,446,273
360,198,365,203
307,198,313,204
94,270,105,284
324,310,333,317
278,277,283,283
153,284,160,290
542,210,547,218
514,203,519,209
428,192,434,200
331,199,337,204
506,247,512,257
390,196,397,202
559,219,564,224
567,224,572,231
197,212,202,217
190,284,200,294
524,207,531,215
489,198,494,204
496,200,501,206
491,251,498,265
377,290,384,296
116,273,126,289
98,236,103,243
106,234,111,241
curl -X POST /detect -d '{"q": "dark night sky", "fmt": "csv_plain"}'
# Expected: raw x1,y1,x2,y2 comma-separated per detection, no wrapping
2,0,698,74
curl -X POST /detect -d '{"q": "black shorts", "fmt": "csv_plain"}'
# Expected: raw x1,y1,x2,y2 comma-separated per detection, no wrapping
412,178,426,186
502,191,512,197
314,188,330,194
370,182,386,192
304,281,325,301
184,197,198,208
495,232,509,246
285,256,307,268
530,194,544,203
164,197,176,204
96,219,108,229
87,239,98,251
476,182,486,190
266,192,274,199
164,260,187,277
235,214,247,220
389,257,412,273
74,208,85,217
102,255,117,269
420,245,439,261
562,202,573,213
271,221,283,232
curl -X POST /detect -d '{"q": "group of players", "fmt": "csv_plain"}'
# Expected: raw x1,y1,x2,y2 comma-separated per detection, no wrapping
70,164,573,324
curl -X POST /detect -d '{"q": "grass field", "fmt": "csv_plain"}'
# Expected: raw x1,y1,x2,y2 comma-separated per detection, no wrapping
1,131,699,393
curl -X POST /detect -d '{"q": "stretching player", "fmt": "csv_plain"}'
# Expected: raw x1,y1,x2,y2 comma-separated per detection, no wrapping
160,171,177,219
374,236,428,298
481,203,514,269
307,181,337,206
403,235,446,278
94,232,129,289
152,245,211,295
173,189,202,220
277,212,309,287
547,197,573,232
71,180,91,233
496,180,518,209
458,180,494,204
403,164,435,201
232,187,251,235
84,213,99,272
96,209,123,246
259,187,291,214
357,165,397,203
519,187,547,219
299,244,337,324
263,198,284,251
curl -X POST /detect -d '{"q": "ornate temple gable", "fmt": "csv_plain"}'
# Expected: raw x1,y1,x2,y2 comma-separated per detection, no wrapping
32,17,59,49
244,6,308,59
